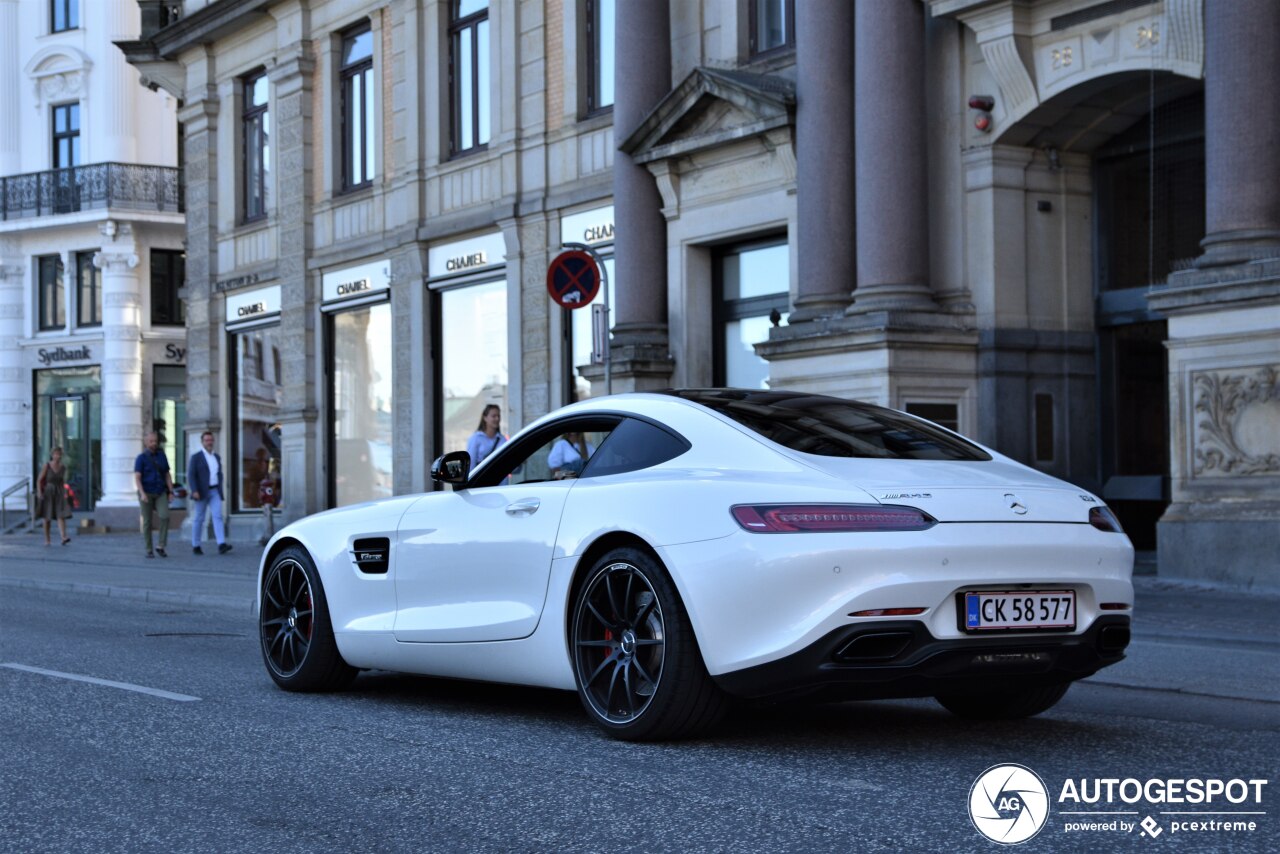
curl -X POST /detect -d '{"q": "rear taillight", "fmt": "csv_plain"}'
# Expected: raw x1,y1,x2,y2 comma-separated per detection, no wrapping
1089,506,1124,533
731,504,936,533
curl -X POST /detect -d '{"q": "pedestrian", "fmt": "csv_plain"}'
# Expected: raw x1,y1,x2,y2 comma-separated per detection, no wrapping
187,430,231,555
466,404,507,469
133,431,175,558
36,446,73,546
257,458,280,546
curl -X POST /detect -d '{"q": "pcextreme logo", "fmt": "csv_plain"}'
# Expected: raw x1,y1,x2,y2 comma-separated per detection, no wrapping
969,764,1051,845
968,765,1270,844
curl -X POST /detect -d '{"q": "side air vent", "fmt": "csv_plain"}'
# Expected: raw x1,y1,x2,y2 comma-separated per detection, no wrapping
351,537,390,574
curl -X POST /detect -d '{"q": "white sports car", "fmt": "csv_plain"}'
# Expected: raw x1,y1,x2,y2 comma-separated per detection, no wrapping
258,389,1134,740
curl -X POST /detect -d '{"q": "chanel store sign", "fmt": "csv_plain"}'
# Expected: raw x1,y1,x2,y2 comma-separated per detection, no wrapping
225,285,283,326
428,232,507,281
322,259,392,304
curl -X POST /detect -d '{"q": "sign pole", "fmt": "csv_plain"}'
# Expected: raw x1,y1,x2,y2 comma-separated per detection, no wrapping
561,241,610,396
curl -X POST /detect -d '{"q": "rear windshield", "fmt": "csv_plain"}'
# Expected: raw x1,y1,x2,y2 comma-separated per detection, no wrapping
663,389,991,461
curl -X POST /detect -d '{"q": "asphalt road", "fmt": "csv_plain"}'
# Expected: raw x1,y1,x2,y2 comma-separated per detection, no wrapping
1,586,1276,853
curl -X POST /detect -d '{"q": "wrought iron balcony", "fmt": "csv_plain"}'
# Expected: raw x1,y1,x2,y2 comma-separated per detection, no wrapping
0,163,184,222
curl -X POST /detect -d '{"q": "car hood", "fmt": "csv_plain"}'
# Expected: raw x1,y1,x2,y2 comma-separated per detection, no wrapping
790,455,1096,523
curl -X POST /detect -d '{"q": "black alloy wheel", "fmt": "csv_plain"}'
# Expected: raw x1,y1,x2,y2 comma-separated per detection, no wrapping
259,546,355,691
571,546,729,740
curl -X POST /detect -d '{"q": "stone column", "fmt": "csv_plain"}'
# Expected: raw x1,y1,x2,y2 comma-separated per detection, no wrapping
177,83,219,446
1199,0,1280,266
0,0,19,176
607,0,673,387
88,0,140,164
850,0,934,312
790,0,854,322
269,33,318,522
93,223,144,512
0,249,24,494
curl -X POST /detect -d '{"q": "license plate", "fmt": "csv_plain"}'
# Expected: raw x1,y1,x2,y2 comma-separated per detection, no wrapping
963,590,1075,631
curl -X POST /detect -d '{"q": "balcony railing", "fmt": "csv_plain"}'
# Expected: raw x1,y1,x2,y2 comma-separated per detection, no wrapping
0,163,184,222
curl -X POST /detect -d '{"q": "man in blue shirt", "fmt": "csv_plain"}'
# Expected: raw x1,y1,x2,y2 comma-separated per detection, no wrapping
133,431,175,558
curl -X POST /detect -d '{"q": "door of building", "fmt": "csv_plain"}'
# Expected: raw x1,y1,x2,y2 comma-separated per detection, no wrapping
50,394,93,512
1093,83,1204,551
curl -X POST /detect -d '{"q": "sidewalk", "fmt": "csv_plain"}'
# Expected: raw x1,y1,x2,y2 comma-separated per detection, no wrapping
0,528,261,613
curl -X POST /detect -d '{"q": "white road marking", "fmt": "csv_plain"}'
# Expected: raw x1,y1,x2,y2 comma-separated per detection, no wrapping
0,662,201,702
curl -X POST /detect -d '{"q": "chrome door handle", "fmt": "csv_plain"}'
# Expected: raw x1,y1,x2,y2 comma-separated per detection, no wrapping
505,498,541,516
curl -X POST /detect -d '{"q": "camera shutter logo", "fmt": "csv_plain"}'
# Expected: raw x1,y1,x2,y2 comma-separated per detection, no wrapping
969,764,1051,845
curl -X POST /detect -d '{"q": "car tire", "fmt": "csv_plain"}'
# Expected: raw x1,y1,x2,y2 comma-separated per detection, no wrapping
934,682,1070,720
260,545,356,692
570,546,729,741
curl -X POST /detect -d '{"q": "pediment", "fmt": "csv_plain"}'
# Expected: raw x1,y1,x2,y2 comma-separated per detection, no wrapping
621,67,795,164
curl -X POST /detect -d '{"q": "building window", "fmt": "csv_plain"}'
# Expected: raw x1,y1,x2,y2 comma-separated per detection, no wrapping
50,0,77,33
328,301,394,507
242,71,270,222
37,255,65,331
435,278,507,458
449,0,490,155
585,0,614,115
905,403,960,433
151,249,185,326
713,238,789,388
748,0,794,57
230,325,284,511
340,24,376,190
52,103,80,168
75,251,100,327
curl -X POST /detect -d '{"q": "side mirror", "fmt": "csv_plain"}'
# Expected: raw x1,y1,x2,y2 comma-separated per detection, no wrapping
430,451,470,485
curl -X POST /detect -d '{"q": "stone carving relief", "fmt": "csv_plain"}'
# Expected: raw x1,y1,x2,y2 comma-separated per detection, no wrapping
1192,366,1280,476
24,46,94,110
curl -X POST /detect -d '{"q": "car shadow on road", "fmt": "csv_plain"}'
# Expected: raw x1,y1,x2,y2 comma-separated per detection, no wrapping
339,671,1117,748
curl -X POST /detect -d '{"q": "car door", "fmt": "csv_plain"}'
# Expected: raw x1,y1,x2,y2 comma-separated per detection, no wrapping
392,418,615,643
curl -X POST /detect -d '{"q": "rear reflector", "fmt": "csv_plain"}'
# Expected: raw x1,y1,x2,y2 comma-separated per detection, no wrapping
849,607,928,617
1100,602,1131,611
1089,506,1125,533
731,504,936,533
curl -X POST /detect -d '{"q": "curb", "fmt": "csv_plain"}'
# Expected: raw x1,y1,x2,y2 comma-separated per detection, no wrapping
0,576,257,614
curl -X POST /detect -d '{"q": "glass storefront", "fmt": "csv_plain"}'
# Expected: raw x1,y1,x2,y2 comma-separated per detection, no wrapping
35,366,101,511
438,278,508,456
152,364,187,485
329,301,394,507
716,240,790,389
231,326,284,512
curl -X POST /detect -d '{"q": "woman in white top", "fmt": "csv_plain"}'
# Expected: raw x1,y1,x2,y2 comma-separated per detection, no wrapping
548,431,595,478
466,404,507,469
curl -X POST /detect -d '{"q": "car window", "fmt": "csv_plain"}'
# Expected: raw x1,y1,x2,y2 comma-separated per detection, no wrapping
469,419,617,487
580,417,690,478
661,389,991,461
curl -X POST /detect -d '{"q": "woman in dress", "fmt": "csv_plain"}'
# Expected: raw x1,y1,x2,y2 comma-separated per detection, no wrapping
36,447,73,546
466,404,507,470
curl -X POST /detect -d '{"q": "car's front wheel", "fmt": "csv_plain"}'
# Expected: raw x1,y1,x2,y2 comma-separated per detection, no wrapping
260,546,356,692
934,682,1070,719
570,546,729,740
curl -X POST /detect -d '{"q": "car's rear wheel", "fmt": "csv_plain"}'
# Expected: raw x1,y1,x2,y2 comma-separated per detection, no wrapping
570,546,729,740
934,682,1070,719
260,546,356,691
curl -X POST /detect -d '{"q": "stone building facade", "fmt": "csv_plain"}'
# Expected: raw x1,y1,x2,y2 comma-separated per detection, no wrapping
0,0,184,529
121,0,1278,586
